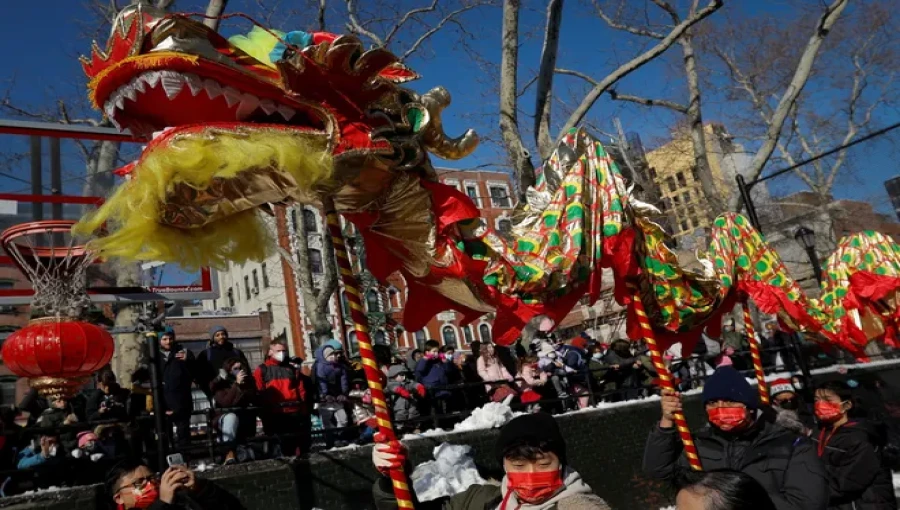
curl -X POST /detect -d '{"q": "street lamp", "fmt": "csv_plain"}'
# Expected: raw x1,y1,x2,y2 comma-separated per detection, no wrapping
794,226,823,285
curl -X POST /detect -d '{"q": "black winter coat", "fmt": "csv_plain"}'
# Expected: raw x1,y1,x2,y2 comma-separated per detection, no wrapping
643,419,829,510
815,420,897,510
160,346,197,414
196,342,250,390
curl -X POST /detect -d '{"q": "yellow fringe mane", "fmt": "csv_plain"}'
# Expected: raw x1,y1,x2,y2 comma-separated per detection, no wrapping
74,130,333,270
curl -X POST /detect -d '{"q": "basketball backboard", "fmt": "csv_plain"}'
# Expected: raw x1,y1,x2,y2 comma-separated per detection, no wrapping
0,120,218,305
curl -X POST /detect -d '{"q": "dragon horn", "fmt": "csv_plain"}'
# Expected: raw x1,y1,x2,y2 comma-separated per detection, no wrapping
418,87,479,160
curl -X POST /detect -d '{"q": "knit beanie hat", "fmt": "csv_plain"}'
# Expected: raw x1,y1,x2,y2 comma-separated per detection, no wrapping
769,378,796,398
77,431,99,449
209,325,227,339
702,366,759,410
570,337,588,350
496,413,567,466
387,364,407,379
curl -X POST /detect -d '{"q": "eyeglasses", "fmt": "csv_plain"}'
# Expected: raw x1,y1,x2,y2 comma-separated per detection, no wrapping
116,474,158,494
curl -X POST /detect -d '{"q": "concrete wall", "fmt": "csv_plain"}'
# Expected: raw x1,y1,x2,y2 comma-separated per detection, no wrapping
5,361,900,510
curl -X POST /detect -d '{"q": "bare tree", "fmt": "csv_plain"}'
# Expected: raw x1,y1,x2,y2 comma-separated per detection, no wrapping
590,0,724,214
499,0,723,198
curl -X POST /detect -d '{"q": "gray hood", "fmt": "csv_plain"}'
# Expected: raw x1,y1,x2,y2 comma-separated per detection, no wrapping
497,469,610,510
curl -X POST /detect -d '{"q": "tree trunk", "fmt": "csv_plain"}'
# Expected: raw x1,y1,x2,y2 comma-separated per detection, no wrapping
202,0,229,31
499,0,537,198
533,0,564,161
680,34,723,216
728,0,849,210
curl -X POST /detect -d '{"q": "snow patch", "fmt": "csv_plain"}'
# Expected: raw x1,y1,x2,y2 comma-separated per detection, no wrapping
453,402,522,432
411,443,486,502
893,471,900,499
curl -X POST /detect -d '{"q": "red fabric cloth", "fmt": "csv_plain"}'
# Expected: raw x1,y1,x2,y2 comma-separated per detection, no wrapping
253,358,307,415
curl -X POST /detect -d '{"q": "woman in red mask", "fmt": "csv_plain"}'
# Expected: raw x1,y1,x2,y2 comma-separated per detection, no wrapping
371,413,610,509
814,380,896,509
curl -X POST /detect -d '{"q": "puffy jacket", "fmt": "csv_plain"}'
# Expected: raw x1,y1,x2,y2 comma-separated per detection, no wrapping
160,345,196,414
518,364,548,391
815,420,897,509
373,468,611,510
476,356,514,393
387,380,423,422
314,343,350,398
415,356,456,398
643,418,829,510
253,358,306,414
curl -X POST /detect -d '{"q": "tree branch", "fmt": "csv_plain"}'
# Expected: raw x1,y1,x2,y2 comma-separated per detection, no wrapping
400,4,480,61
728,0,850,210
607,88,688,113
383,0,439,47
202,0,229,32
592,0,665,39
533,0,564,160
317,0,327,31
345,0,385,46
555,0,722,145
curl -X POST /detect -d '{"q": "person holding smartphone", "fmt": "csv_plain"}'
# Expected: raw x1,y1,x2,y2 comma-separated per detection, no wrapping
107,459,237,510
157,329,198,449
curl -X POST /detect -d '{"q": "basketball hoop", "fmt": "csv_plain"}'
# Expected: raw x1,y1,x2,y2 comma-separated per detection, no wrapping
0,220,95,318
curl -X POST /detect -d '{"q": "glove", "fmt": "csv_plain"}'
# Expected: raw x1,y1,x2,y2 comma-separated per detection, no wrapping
372,434,406,475
415,384,427,398
71,449,83,459
395,387,412,399
90,453,104,462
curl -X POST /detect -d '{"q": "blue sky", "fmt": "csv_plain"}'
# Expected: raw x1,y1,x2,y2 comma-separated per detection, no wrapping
0,0,897,215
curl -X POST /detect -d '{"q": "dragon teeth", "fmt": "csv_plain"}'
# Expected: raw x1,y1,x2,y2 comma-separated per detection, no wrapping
160,74,185,99
277,105,296,121
258,99,277,116
143,71,161,88
222,86,242,107
184,74,203,97
203,79,222,100
235,94,261,120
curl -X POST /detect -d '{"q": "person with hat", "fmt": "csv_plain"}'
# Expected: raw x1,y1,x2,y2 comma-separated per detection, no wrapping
386,364,425,433
197,326,250,393
314,339,351,447
643,366,828,510
157,328,198,449
720,319,749,370
371,413,611,509
769,378,813,436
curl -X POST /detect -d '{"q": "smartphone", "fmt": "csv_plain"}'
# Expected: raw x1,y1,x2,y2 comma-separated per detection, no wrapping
166,453,185,467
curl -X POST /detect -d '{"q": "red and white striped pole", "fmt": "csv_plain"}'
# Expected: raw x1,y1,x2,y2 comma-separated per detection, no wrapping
741,299,770,405
322,199,415,508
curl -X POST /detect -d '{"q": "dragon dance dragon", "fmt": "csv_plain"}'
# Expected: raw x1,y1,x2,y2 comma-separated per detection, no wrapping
75,5,900,357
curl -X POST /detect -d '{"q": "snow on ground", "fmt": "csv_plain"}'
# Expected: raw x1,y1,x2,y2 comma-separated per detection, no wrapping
893,471,900,499
453,402,523,432
411,443,487,502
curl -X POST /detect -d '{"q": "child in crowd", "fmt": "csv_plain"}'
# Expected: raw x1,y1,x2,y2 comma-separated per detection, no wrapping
517,355,548,412
386,364,425,434
537,341,569,399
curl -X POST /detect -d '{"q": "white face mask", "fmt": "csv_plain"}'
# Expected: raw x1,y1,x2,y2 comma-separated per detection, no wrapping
272,351,285,362
48,445,58,457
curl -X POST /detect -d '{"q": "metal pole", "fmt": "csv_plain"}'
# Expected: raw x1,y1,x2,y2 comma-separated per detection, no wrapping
30,136,42,221
805,247,824,286
50,138,62,219
735,175,761,232
145,333,169,470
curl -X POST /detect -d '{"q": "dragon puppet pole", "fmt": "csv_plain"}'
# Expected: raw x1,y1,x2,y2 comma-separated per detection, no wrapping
323,199,415,509
741,298,770,406
630,284,703,471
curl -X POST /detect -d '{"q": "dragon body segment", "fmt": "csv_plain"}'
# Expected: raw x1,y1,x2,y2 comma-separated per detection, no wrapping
75,7,897,355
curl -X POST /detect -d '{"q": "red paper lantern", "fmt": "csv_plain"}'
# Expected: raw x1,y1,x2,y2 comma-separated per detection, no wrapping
2,318,115,398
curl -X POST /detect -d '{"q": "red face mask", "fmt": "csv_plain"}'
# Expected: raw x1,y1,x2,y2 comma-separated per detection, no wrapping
130,481,160,509
815,401,845,423
707,406,751,432
506,469,564,504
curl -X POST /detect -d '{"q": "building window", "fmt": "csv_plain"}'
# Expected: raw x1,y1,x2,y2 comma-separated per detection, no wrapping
309,249,323,273
244,276,251,299
341,291,350,317
290,209,298,231
366,290,380,312
680,220,689,232
498,219,512,234
252,269,259,291
666,177,676,192
682,192,690,204
649,167,657,180
687,205,697,218
227,288,235,307
676,172,686,187
463,326,474,345
302,209,318,232
465,184,479,205
672,194,681,206
442,326,458,348
479,324,492,344
690,166,700,182
414,330,427,350
388,287,400,309
348,331,359,357
262,263,270,288
489,185,511,208
374,330,387,345
394,326,404,346
662,198,672,210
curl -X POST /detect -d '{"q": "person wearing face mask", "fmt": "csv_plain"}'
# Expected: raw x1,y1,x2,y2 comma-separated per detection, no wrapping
643,366,828,510
314,339,351,448
17,433,63,469
371,413,611,509
769,378,813,437
254,341,308,457
813,380,896,509
106,460,236,510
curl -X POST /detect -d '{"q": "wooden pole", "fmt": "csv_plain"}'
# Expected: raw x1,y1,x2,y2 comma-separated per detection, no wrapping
323,199,415,508
630,285,702,471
